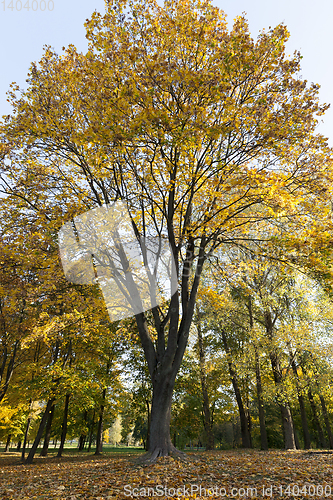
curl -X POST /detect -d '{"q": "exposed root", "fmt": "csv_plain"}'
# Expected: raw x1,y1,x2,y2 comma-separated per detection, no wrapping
135,445,188,465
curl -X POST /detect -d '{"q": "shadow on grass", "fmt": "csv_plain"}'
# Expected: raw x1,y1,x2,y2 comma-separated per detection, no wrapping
0,446,146,466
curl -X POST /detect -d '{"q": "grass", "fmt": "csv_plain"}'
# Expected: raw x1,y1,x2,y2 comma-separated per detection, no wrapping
0,444,146,460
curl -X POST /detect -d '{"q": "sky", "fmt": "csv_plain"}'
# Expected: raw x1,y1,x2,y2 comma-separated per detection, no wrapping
0,0,332,143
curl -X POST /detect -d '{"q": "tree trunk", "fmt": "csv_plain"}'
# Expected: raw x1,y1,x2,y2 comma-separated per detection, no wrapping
298,394,311,449
289,353,311,449
269,350,296,449
25,397,55,464
308,355,333,449
265,311,295,450
40,400,55,456
16,440,21,451
0,341,19,403
247,297,268,450
21,344,40,461
0,302,25,403
254,347,268,450
197,313,214,450
319,395,333,449
244,376,253,449
21,410,32,461
78,434,86,450
78,410,88,450
57,394,70,457
4,434,11,452
145,400,150,452
293,423,300,449
148,374,176,460
308,388,326,448
87,409,95,452
221,328,252,448
280,403,296,449
95,389,106,455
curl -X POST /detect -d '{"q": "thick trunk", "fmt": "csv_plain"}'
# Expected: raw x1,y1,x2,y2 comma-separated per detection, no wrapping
197,315,214,450
25,397,55,464
16,440,21,451
4,434,11,452
254,347,268,450
95,389,106,455
280,403,296,449
221,328,251,448
40,401,55,456
319,395,333,449
148,375,176,460
131,237,206,460
78,434,86,450
57,394,70,457
308,388,326,448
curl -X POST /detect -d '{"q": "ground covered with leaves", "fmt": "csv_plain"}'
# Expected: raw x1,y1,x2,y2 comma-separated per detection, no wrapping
0,449,332,499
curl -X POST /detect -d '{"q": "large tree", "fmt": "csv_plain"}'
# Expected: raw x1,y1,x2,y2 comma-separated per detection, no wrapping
1,0,332,460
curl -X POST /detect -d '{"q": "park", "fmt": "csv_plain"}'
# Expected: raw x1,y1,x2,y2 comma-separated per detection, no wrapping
1,0,333,497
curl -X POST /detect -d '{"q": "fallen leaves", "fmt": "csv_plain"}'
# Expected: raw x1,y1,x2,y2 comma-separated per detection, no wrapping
0,449,333,499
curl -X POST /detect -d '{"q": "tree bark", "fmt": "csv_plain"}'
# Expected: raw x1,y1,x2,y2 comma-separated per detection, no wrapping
309,355,333,449
265,311,295,450
21,404,32,462
0,340,19,403
78,410,88,451
4,434,11,452
95,389,106,455
197,312,214,450
57,394,70,457
254,346,268,450
269,350,296,449
221,328,252,448
148,374,177,459
247,296,268,450
40,400,55,456
25,397,55,464
293,422,300,450
289,352,311,449
297,393,311,449
319,395,333,449
145,400,150,452
131,236,206,460
308,388,326,448
21,344,40,461
87,409,95,452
